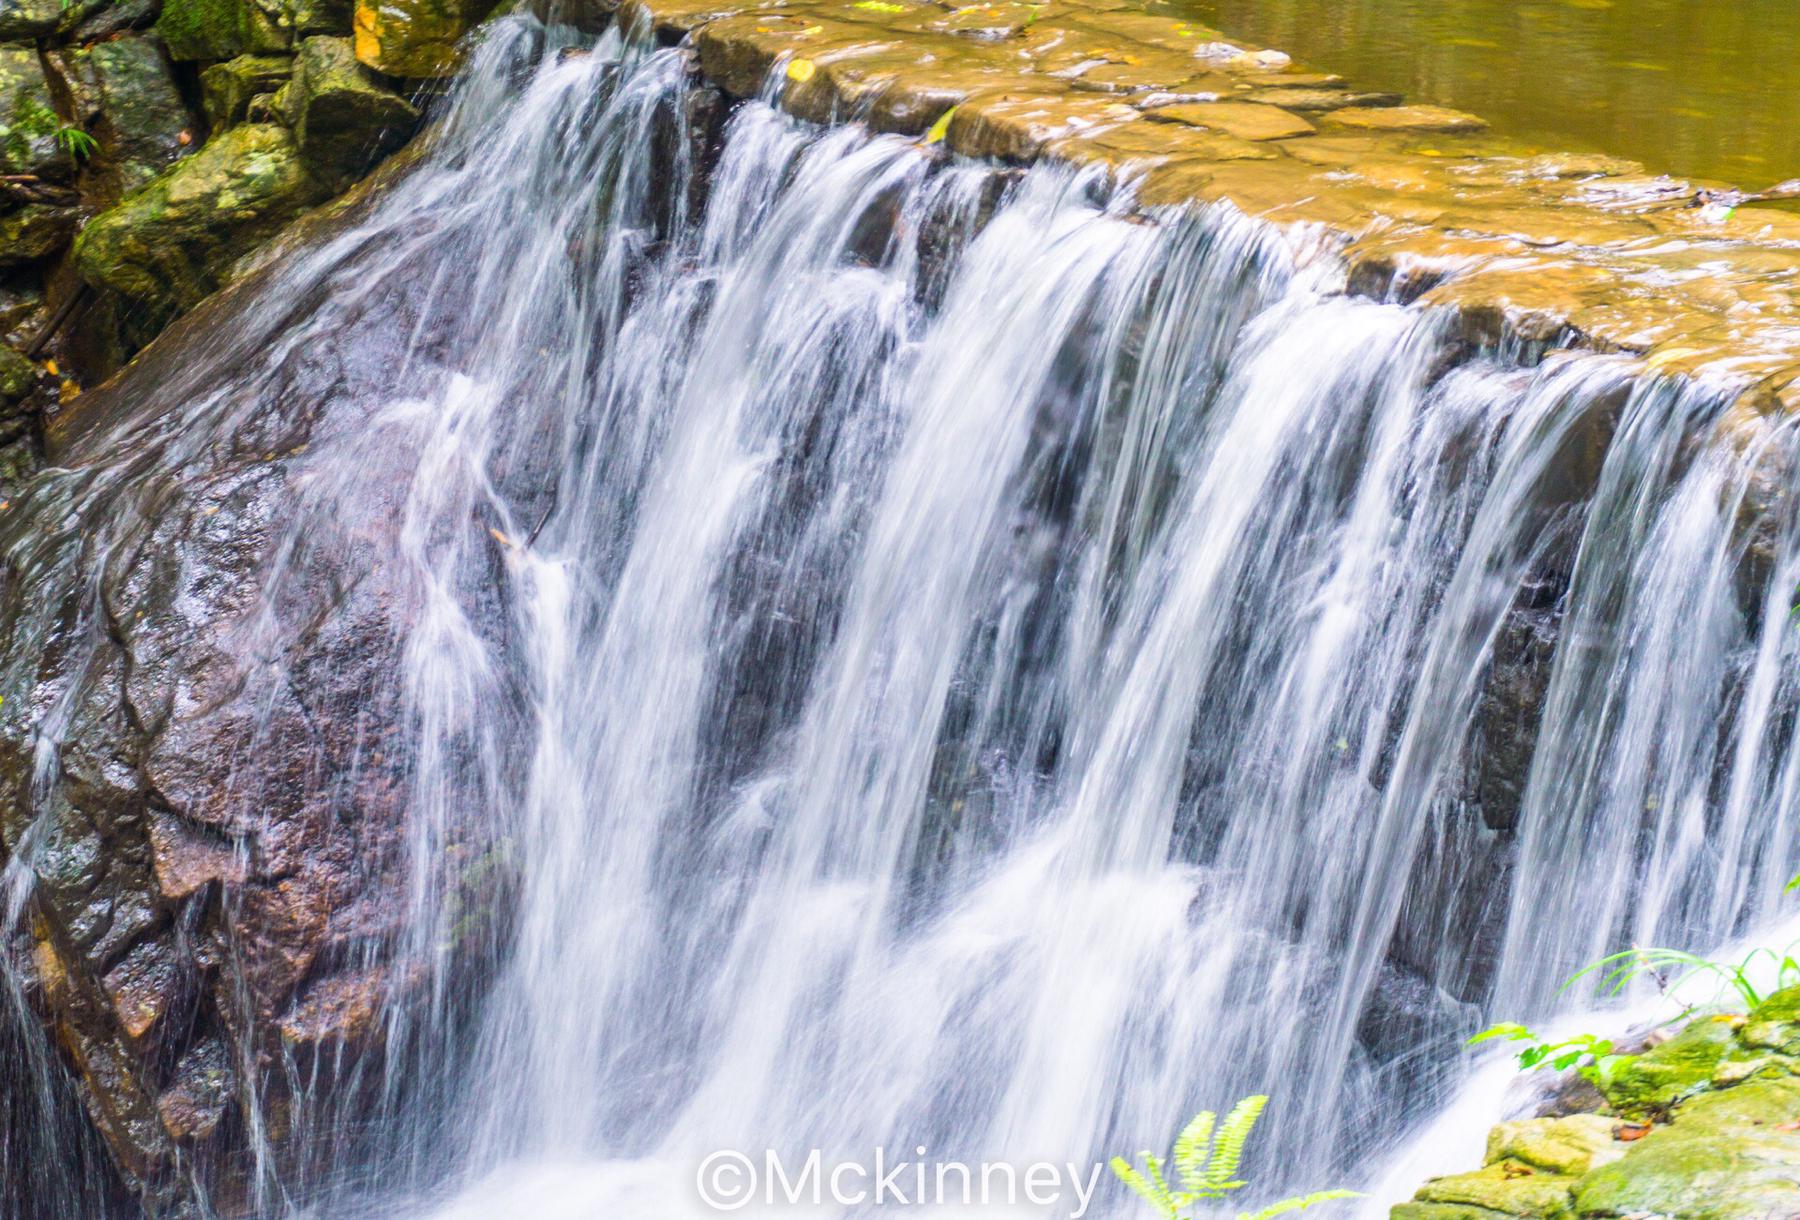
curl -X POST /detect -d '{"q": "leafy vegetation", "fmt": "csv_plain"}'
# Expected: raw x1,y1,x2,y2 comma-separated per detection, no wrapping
1568,943,1800,1012
1467,1024,1632,1091
54,124,96,161
1472,938,1800,1089
1111,1095,1359,1220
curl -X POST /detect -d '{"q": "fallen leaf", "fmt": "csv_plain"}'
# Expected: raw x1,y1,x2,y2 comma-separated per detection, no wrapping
924,105,957,144
1613,1121,1653,1142
786,57,816,82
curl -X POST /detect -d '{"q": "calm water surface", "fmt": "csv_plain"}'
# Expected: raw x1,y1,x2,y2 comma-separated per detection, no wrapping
1176,0,1800,186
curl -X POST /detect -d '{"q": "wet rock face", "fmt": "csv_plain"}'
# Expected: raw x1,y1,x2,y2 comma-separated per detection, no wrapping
0,193,511,1211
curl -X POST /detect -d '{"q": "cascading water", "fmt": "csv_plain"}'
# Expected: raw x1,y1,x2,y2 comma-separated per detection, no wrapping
2,13,1798,1219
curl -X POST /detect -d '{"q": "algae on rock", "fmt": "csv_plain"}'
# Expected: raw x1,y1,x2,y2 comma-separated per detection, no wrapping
157,0,290,62
201,53,295,127
73,124,330,337
1394,989,1800,1220
0,47,75,181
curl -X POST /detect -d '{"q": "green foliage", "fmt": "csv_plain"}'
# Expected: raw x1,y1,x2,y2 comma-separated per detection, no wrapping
1467,1023,1634,1090
1472,938,1800,1091
1111,1095,1359,1220
54,124,96,160
1569,943,1800,1012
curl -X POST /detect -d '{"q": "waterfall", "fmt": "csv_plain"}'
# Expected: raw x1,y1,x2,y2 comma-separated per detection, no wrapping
1,16,1797,1218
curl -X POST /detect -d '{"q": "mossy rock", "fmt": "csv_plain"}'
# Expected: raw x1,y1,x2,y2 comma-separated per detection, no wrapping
0,0,63,39
49,36,197,201
285,0,354,35
1484,1115,1624,1178
0,48,74,182
200,54,294,129
1572,1076,1800,1219
1602,1015,1739,1115
0,203,77,267
1407,1161,1576,1218
158,0,289,62
353,0,497,76
289,35,417,188
73,124,330,337
1391,1205,1520,1220
0,343,35,400
1741,984,1800,1055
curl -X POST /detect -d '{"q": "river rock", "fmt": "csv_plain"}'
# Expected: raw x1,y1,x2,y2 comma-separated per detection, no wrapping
0,0,61,38
0,48,75,183
289,35,418,188
48,36,197,203
353,0,496,76
0,203,77,267
157,0,289,62
1574,1077,1800,1218
1324,104,1487,134
73,124,330,339
200,53,295,128
1143,100,1315,140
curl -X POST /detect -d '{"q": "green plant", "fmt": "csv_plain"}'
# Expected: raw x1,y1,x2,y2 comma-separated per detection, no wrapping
1466,1024,1633,1091
1111,1095,1359,1220
54,125,96,161
1569,943,1800,1012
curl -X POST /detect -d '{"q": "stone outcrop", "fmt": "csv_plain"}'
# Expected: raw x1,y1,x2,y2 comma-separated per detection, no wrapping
1395,991,1800,1218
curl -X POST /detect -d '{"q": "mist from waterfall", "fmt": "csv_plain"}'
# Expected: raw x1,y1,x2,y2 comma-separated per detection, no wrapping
1,15,1797,1219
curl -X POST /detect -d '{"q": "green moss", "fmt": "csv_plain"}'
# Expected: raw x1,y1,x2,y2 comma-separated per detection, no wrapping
1572,1077,1800,1219
200,54,294,129
1483,1116,1623,1178
0,0,63,38
1602,1015,1738,1115
74,124,329,337
0,203,77,267
0,49,73,181
1741,985,1800,1054
1391,1206,1519,1220
0,345,35,400
157,0,289,63
1411,1163,1576,1217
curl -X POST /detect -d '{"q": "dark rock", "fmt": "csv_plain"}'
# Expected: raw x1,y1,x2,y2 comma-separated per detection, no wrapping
48,35,198,203
289,35,417,189
1467,602,1558,833
0,0,62,38
200,52,293,129
0,201,79,267
64,0,165,43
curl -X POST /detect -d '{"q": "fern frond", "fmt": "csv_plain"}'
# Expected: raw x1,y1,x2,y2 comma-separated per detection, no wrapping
1111,1156,1179,1220
1144,1153,1180,1214
1173,1110,1218,1194
1237,1188,1362,1220
1206,1095,1267,1189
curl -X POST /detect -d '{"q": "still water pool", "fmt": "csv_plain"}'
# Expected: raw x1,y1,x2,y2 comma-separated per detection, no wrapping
1173,0,1800,186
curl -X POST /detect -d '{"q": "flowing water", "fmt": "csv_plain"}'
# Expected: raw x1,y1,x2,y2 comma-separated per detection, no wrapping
3,15,1800,1219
